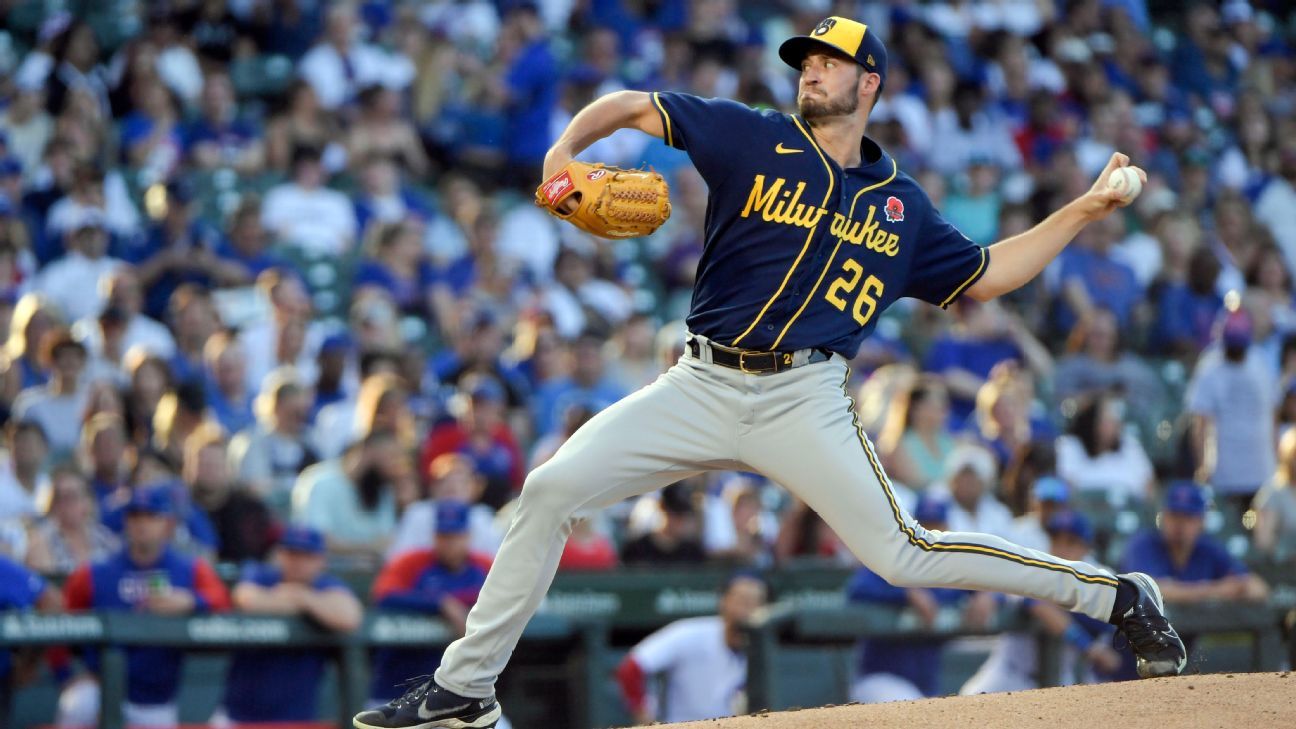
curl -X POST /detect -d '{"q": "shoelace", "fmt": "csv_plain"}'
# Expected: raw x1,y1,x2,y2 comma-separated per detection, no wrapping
1119,606,1174,653
391,675,436,709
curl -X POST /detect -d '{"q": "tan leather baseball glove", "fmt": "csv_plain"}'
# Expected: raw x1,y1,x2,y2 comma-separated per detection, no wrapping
534,161,671,239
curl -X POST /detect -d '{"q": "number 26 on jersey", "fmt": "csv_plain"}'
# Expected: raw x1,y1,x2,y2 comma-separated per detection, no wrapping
825,259,884,326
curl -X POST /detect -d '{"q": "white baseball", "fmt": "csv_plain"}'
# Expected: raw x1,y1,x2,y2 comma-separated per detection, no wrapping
1107,166,1142,203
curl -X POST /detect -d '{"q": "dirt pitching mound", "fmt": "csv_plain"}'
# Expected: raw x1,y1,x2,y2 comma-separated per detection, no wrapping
663,672,1294,729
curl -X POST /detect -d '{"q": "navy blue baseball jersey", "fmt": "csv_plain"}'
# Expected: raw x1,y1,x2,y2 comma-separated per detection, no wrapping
1118,530,1248,583
651,92,988,356
64,546,230,704
224,562,352,722
368,549,492,701
1113,529,1244,680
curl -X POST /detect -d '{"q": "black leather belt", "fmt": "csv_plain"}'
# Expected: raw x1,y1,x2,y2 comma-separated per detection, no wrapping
686,337,832,374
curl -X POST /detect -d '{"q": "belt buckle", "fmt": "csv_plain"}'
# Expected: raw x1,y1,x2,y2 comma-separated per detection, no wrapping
738,350,760,374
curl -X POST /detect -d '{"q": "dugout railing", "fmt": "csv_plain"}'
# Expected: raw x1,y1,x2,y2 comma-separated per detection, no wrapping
742,598,1296,713
0,611,587,729
3,564,1295,728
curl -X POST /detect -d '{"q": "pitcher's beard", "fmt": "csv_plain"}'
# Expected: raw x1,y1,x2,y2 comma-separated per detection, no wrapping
798,90,859,120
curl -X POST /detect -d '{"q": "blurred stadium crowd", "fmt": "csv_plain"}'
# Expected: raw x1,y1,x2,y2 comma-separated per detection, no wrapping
0,0,1294,725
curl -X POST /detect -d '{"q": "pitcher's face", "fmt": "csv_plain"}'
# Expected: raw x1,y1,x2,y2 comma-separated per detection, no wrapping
797,50,864,120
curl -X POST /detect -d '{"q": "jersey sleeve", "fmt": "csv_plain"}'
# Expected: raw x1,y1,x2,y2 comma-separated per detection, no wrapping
312,573,351,593
0,559,46,607
63,565,94,610
372,551,433,602
186,508,221,553
651,91,767,187
615,654,650,715
192,559,232,612
238,561,278,588
903,204,989,309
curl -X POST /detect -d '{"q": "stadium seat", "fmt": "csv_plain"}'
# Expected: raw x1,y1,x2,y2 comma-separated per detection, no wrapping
230,55,296,99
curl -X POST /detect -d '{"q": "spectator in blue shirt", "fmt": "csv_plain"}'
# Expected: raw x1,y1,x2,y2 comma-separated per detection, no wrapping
182,70,264,173
202,331,255,435
1119,481,1268,603
1053,215,1143,335
353,220,438,318
352,154,434,237
60,486,230,728
847,494,995,703
532,331,627,438
221,525,363,723
248,0,322,59
585,0,687,55
1171,4,1239,104
500,3,558,185
427,309,530,410
312,332,353,418
923,299,1052,429
1116,480,1269,679
0,554,60,721
118,82,184,181
1,293,57,396
1152,245,1222,359
162,284,219,386
213,198,284,282
122,179,234,320
368,500,491,703
102,473,220,562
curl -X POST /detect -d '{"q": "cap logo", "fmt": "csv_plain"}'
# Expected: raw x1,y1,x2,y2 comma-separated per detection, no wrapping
867,54,875,66
812,18,837,36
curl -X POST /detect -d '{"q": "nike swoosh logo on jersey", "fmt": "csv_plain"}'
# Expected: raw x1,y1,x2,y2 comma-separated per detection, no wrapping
417,701,473,720
775,143,804,154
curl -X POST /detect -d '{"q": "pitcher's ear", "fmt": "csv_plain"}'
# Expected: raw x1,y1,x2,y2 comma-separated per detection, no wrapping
859,71,882,107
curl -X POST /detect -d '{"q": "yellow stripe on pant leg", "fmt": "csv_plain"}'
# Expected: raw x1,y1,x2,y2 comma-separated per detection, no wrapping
835,370,1119,588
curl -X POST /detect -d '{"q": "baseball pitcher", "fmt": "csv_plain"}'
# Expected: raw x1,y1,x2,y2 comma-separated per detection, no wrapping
355,16,1185,729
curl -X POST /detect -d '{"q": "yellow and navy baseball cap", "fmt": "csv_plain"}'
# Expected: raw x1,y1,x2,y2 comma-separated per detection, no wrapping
779,16,888,90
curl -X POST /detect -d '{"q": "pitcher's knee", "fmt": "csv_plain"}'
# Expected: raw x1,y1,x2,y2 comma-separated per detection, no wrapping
863,536,930,588
844,522,929,587
867,559,919,588
517,461,595,521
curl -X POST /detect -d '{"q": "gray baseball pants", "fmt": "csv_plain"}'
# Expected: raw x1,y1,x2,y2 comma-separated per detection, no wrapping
435,336,1118,697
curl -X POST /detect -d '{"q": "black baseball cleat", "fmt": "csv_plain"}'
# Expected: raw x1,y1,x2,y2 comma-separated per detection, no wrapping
1114,572,1187,678
353,676,501,729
